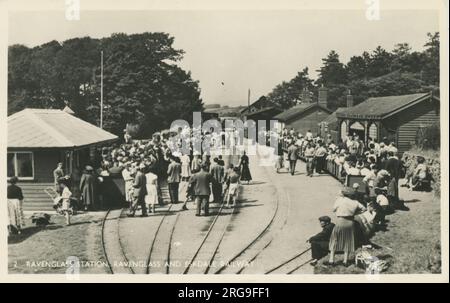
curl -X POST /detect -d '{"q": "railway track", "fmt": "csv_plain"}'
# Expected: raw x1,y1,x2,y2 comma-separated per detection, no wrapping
101,208,135,274
264,248,313,274
215,154,292,274
183,202,237,274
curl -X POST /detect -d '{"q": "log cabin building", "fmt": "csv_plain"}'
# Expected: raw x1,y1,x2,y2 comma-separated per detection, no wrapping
7,108,118,211
336,92,440,154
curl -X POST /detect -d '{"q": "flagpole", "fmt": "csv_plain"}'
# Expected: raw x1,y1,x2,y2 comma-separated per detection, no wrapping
100,50,104,129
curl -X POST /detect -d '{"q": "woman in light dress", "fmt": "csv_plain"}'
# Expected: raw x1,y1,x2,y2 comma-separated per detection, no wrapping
145,168,159,214
180,153,191,181
59,178,73,225
122,163,134,207
7,176,25,235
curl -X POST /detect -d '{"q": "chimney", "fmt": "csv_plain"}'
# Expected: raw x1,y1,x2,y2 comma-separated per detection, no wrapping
346,89,354,107
318,85,328,108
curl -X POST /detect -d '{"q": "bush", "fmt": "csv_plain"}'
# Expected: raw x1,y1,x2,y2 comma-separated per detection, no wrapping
416,123,440,150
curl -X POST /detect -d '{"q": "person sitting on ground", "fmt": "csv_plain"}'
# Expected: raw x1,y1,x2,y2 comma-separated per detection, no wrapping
354,201,377,246
406,156,430,191
307,216,335,266
370,169,390,203
374,190,390,225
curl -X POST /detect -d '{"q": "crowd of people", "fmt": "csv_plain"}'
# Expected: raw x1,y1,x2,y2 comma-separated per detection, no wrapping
276,127,431,266
7,121,430,271
69,127,253,217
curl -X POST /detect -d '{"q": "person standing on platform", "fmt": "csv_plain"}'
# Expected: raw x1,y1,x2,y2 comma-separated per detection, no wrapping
180,152,191,181
189,164,214,216
326,189,366,267
121,163,134,207
7,176,25,235
210,157,225,203
53,162,64,194
385,151,401,206
307,216,335,265
304,143,315,177
128,164,148,217
191,153,202,174
59,178,73,225
145,166,158,214
287,142,299,176
167,156,182,204
225,167,241,208
276,140,285,173
239,151,252,184
314,142,328,174
80,166,96,211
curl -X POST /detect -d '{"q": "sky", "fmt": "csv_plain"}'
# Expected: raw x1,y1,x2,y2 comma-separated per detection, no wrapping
8,9,439,107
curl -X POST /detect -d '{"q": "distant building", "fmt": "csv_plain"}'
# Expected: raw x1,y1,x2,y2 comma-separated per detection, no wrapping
241,96,282,137
273,86,333,136
336,92,440,153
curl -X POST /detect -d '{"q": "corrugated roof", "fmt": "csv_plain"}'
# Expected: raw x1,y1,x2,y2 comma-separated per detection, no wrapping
8,109,118,149
273,103,332,122
337,93,431,119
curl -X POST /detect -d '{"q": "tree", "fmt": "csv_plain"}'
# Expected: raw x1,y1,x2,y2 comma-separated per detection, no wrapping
422,32,439,86
366,46,394,77
346,52,370,82
316,50,348,86
266,67,314,109
8,32,203,137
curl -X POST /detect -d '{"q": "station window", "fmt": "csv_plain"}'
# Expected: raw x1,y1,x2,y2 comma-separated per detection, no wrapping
7,152,34,180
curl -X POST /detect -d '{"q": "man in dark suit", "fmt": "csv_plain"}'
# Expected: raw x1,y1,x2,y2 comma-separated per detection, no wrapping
307,216,335,265
128,164,148,217
189,164,214,216
167,156,182,204
287,142,299,176
210,157,224,203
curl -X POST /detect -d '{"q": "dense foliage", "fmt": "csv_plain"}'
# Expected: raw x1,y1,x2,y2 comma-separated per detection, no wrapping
266,32,440,110
8,32,203,138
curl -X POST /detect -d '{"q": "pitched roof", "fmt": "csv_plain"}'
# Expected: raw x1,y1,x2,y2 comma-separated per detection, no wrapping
273,103,333,122
321,107,346,125
245,106,282,118
8,109,118,149
336,93,434,120
240,96,277,114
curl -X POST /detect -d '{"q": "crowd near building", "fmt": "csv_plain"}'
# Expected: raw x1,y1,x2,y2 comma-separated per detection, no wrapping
7,89,439,267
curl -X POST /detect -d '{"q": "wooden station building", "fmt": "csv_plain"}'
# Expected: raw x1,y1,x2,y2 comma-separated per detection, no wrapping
7,108,118,211
336,92,440,153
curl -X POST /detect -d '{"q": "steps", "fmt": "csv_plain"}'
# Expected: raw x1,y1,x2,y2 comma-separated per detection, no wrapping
18,183,54,211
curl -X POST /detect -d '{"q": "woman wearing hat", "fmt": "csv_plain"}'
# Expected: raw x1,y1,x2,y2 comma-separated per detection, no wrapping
327,189,366,266
80,166,97,211
7,176,25,235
